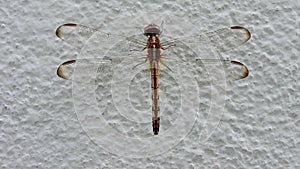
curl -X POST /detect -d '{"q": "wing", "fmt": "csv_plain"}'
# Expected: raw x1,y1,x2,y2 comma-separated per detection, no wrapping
162,26,250,53
56,23,99,50
57,56,147,83
160,57,248,83
55,23,146,51
199,59,249,81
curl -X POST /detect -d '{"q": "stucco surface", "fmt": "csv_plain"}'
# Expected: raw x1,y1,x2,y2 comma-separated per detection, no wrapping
0,0,299,168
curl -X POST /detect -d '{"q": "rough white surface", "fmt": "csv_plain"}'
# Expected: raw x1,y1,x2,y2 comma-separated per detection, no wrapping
0,0,299,168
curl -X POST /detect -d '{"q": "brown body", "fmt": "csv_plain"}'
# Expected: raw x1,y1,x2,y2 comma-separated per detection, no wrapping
144,24,162,135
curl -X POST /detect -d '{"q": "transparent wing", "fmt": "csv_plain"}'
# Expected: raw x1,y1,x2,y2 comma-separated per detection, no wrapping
57,56,147,83
56,23,99,50
162,26,251,53
56,23,146,51
160,57,249,83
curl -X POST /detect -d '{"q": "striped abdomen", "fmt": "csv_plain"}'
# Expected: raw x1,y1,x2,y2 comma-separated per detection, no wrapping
151,59,160,135
147,36,161,135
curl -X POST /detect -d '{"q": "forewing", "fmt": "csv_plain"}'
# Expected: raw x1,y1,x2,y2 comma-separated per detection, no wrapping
164,26,251,53
56,23,146,51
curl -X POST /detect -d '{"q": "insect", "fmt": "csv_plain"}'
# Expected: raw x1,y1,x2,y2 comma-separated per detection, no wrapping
56,23,251,135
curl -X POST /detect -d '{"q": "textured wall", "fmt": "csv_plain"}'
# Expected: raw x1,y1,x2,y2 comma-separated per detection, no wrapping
1,0,299,168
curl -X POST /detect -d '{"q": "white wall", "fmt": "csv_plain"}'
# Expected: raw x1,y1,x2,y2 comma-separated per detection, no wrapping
0,0,299,168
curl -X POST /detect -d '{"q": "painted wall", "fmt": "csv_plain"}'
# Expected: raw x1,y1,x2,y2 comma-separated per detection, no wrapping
1,0,299,168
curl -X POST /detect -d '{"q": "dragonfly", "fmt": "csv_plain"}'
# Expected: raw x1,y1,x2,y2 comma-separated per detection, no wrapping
56,23,251,135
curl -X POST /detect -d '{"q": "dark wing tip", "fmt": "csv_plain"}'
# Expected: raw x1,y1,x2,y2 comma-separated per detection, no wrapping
57,66,65,79
231,60,249,79
57,60,76,79
231,26,251,41
55,23,77,39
